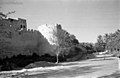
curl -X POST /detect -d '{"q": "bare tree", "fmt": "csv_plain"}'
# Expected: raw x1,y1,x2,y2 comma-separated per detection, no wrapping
50,24,68,64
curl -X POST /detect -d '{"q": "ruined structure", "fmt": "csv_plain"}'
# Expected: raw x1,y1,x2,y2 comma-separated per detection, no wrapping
0,17,52,58
0,18,27,31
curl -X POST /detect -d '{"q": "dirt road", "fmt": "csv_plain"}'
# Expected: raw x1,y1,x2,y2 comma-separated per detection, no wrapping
0,57,119,78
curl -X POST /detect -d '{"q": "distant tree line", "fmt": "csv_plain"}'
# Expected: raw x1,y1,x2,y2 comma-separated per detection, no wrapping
94,29,120,54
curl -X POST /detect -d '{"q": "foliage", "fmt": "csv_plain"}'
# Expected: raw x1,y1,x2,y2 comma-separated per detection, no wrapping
106,29,120,52
49,24,72,63
0,53,57,71
94,35,106,52
95,29,120,54
49,24,82,63
80,43,95,54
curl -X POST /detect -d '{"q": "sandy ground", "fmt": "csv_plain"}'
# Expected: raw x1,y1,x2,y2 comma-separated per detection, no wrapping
0,56,119,78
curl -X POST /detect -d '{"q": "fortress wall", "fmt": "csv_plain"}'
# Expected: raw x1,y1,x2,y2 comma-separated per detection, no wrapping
0,18,52,58
0,18,68,59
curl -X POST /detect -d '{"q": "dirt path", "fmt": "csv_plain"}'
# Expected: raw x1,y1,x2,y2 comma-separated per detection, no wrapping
0,57,119,78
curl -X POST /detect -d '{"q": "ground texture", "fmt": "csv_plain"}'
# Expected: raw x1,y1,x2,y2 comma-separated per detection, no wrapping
0,55,119,78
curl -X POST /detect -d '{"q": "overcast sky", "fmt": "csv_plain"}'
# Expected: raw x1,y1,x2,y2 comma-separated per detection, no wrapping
0,0,119,43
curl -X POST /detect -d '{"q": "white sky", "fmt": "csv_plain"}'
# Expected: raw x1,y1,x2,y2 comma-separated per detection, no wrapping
0,0,119,43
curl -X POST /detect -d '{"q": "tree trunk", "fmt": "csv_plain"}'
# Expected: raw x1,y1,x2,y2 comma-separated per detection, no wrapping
56,53,59,64
117,57,120,70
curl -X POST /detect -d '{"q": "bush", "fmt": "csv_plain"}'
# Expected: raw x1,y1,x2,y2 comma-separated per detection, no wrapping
0,62,19,71
82,54,96,60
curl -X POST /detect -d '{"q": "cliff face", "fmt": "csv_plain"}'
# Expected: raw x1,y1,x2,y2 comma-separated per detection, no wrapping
0,17,52,59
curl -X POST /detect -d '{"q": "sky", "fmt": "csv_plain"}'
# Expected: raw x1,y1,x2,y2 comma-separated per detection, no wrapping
0,0,119,43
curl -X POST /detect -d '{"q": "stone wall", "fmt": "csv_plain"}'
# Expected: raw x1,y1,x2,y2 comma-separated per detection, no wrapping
0,17,52,59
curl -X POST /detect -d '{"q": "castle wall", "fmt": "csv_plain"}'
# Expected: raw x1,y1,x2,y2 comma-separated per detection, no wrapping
0,18,52,58
0,18,27,31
